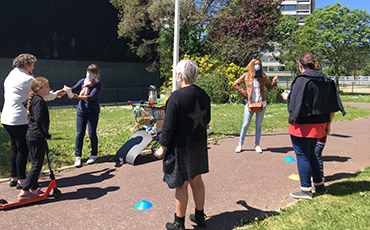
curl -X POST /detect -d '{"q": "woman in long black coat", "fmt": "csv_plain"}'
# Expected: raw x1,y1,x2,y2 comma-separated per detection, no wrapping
155,59,211,230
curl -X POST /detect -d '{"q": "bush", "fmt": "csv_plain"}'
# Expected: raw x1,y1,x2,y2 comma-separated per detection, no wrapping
197,72,229,103
265,77,285,104
197,75,284,104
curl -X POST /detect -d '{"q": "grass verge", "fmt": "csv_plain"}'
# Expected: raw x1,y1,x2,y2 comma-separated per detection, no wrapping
234,166,370,230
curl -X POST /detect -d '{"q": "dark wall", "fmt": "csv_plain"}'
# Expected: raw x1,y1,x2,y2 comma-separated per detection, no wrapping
0,1,161,107
0,0,141,62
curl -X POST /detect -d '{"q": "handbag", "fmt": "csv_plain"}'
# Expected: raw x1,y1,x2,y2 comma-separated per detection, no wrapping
247,102,263,113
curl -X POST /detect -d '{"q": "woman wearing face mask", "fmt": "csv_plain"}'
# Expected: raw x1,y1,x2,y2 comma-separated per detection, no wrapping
66,64,103,167
232,57,278,153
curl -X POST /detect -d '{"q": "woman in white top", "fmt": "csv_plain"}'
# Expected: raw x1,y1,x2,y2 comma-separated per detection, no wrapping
1,53,64,188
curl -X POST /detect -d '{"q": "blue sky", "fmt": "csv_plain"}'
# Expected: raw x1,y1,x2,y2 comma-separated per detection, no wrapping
315,0,370,12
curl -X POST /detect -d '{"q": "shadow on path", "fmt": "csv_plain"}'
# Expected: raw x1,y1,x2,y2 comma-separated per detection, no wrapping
203,200,277,230
264,146,294,154
324,172,354,182
322,155,351,163
39,168,116,188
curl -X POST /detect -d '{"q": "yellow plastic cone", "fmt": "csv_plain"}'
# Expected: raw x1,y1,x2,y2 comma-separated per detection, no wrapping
288,173,300,181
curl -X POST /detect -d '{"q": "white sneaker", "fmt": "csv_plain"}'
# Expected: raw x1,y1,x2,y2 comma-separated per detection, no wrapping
74,157,82,167
235,145,242,153
255,145,262,153
86,155,98,164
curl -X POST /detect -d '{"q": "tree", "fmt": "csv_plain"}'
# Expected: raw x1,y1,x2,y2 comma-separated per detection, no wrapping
207,0,283,67
109,0,231,75
274,14,301,77
361,62,370,76
297,3,370,89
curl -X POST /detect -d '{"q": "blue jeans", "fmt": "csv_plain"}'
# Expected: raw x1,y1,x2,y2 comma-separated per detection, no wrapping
315,142,325,178
239,102,266,145
290,135,323,188
75,111,99,157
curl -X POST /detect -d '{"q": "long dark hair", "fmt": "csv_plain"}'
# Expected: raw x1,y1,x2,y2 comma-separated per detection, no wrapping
299,52,320,70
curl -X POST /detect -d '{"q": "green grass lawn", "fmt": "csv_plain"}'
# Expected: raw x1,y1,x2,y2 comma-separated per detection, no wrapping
1,93,370,178
339,92,370,103
235,167,370,230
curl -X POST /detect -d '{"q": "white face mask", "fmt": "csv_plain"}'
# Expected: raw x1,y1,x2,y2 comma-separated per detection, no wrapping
254,64,261,72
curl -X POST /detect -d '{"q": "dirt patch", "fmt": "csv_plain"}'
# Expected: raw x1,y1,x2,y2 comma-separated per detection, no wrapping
340,86,370,94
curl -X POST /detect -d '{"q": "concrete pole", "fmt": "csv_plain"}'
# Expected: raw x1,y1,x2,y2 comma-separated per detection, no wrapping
172,0,180,92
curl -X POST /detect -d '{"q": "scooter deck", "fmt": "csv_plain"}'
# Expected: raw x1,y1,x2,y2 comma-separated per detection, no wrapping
115,129,156,165
0,179,59,210
0,195,48,209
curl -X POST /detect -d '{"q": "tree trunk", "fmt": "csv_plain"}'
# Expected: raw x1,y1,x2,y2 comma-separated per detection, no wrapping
335,63,340,91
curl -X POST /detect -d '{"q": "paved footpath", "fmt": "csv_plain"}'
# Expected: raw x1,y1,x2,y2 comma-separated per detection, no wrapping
1,103,369,230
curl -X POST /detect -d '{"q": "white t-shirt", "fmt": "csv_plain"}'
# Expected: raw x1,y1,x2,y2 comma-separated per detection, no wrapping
249,78,267,107
1,68,56,126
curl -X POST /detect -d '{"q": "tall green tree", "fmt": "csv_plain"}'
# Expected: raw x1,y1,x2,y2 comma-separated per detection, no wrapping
274,14,301,77
109,0,231,77
297,3,370,89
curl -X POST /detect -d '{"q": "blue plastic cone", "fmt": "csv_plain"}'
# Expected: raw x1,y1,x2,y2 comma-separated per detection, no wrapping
284,156,296,162
135,200,153,210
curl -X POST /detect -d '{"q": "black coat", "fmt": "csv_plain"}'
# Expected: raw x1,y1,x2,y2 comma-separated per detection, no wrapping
26,94,51,139
288,69,346,124
159,85,211,189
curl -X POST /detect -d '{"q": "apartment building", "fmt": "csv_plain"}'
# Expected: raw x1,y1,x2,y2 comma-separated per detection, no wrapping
262,0,316,79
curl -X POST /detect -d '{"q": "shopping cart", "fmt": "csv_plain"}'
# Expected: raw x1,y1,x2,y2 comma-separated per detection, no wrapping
115,101,165,165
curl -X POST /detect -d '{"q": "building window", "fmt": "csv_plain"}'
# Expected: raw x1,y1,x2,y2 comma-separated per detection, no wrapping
263,67,268,72
281,5,296,11
278,66,285,72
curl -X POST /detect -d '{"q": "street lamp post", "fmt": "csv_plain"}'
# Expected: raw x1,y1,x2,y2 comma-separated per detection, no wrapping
172,0,180,92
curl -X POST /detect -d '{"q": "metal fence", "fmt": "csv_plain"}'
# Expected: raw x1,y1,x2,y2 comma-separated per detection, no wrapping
276,76,370,92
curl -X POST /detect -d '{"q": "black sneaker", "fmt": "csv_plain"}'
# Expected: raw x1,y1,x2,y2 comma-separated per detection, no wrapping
165,221,184,230
16,183,23,190
9,180,17,187
189,213,207,228
315,184,327,194
290,190,313,199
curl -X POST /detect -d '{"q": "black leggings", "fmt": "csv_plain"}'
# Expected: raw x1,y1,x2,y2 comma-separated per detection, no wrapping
3,124,29,179
22,136,46,191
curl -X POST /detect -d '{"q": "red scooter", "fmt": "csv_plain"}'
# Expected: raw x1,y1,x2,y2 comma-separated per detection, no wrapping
0,143,61,210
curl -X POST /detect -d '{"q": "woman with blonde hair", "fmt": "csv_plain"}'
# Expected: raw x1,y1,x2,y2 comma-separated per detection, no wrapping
18,77,52,201
232,57,278,153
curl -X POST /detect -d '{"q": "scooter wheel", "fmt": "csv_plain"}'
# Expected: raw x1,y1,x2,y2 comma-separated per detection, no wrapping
53,188,62,198
0,199,8,204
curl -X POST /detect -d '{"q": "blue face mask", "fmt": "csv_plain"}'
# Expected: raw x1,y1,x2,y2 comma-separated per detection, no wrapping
254,64,261,72
86,73,94,80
